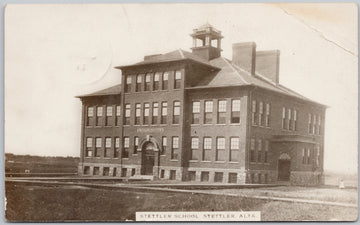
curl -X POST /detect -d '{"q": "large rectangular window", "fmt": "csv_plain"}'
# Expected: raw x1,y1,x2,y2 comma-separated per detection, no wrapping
115,105,121,126
171,137,179,160
293,109,297,131
162,72,169,90
114,137,120,158
308,114,312,134
153,72,160,90
136,74,142,92
257,139,262,162
230,137,239,162
86,107,94,126
124,104,131,125
316,146,321,166
161,137,167,155
104,137,111,158
161,102,167,124
318,115,321,135
264,140,269,163
192,101,200,124
105,106,113,126
145,73,151,91
152,102,159,124
313,115,317,134
288,108,292,130
143,103,150,125
96,106,103,126
216,137,226,161
134,137,139,154
217,100,226,124
258,102,263,126
85,137,93,157
203,137,212,161
265,103,270,127
173,101,180,124
204,101,213,124
95,137,102,157
252,100,257,126
282,107,286,129
302,148,306,164
191,137,199,160
123,137,129,158
125,75,132,93
250,138,255,162
307,148,311,164
174,70,181,89
135,103,141,125
231,100,241,124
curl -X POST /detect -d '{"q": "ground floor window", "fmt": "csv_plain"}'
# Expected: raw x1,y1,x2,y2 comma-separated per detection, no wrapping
103,167,110,176
121,168,127,177
160,169,165,178
188,171,196,181
214,172,223,182
113,168,117,177
93,167,100,175
228,173,237,183
201,172,209,182
83,166,90,175
169,170,176,180
131,168,136,176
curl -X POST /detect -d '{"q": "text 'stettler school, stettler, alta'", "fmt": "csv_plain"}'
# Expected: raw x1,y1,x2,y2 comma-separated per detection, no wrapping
76,23,326,185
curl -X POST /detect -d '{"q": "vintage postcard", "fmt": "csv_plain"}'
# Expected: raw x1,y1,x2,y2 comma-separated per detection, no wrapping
4,3,358,222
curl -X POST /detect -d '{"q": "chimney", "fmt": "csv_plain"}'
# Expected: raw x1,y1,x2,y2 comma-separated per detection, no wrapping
255,50,280,84
232,42,256,75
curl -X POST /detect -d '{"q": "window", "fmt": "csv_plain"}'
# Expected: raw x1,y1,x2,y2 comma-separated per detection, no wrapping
216,137,226,161
302,148,306,164
191,137,199,160
316,146,321,166
307,148,311,164
104,137,111,157
228,173,237,184
258,102,263,126
123,137,129,158
173,101,180,124
282,107,286,129
250,138,255,162
203,137,212,161
115,105,121,126
192,101,200,124
230,137,239,162
252,100,257,126
201,171,209,182
96,106,103,126
204,101,213,124
308,114,312,134
162,72,169,90
265,103,270,127
135,103,141,125
161,102,167,124
134,137,139,154
214,172,223,183
125,75,132,93
95,137,102,157
288,108,292,130
217,100,226,124
103,167,110,176
174,70,181,89
125,104,131,125
171,137,179,160
169,170,176,180
264,140,269,163
318,115,321,135
153,72,160,90
293,110,297,131
106,106,113,126
87,107,94,126
114,137,120,158
161,137,167,155
152,103,159,124
145,73,151,91
313,115,317,134
84,166,90,175
143,103,150,125
257,139,262,162
86,137,93,157
93,167,100,175
136,74,142,92
231,100,241,124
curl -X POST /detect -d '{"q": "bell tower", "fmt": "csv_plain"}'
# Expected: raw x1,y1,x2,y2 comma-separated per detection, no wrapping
191,23,223,61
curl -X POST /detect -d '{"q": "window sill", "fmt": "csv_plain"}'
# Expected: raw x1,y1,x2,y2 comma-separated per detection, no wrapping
160,154,166,157
215,161,226,163
229,161,240,164
170,159,179,162
132,154,138,156
122,158,129,160
229,123,241,126
103,157,111,159
200,161,212,163
189,160,199,162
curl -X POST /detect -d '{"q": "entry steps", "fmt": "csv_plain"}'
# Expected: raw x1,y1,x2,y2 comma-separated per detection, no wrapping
128,175,154,181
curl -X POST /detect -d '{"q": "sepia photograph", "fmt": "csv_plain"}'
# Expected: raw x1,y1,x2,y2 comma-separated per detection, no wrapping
4,3,358,222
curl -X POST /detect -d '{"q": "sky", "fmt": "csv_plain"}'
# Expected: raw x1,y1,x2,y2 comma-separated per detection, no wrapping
4,3,358,174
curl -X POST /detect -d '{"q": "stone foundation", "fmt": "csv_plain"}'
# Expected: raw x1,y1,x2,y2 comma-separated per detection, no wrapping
290,171,324,186
78,163,141,177
246,170,277,184
186,167,247,184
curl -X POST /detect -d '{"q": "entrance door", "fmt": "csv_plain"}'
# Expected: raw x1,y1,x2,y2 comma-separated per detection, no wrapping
142,142,155,175
278,160,291,181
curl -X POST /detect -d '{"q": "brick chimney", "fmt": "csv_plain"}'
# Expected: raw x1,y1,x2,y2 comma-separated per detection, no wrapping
255,50,280,84
232,42,256,75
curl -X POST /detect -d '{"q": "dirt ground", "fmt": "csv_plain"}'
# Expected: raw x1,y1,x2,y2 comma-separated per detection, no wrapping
5,182,358,222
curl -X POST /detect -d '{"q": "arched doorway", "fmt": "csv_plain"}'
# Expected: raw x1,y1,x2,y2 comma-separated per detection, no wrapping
278,153,291,181
141,142,155,175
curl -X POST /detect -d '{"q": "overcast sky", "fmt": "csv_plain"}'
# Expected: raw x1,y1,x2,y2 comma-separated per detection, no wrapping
4,3,358,174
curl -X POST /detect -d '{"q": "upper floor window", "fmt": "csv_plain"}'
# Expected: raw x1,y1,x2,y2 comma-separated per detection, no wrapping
258,102,264,126
96,106,103,126
152,103,159,124
317,115,321,135
86,107,94,126
316,146,321,166
105,106,113,126
264,140,269,163
104,137,111,158
136,74,142,92
287,108,292,130
161,136,167,155
145,73,151,91
124,104,131,125
143,103,150,124
230,137,239,162
217,100,226,124
162,72,169,90
134,137,139,154
192,101,200,124
312,115,317,134
302,148,306,164
191,137,199,160
88,107,94,117
123,137,129,158
115,105,121,126
85,137,93,157
293,110,297,131
231,99,241,124
161,102,168,124
154,72,160,91
203,137,212,161
265,103,270,127
216,137,226,161
125,75,132,93
171,136,179,160
307,148,311,164
114,137,120,158
282,107,286,129
174,70,182,89
173,101,180,124
252,100,257,126
308,114,312,134
257,139,262,162
135,103,141,125
204,101,213,124
250,138,255,162
95,137,102,157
